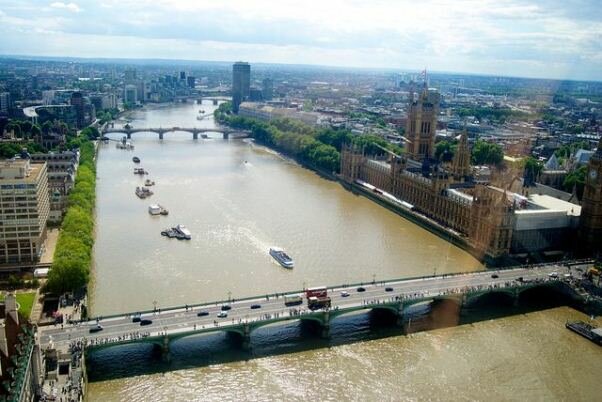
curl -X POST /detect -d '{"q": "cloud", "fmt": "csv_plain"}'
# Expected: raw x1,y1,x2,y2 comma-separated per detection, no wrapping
0,0,599,80
50,2,81,13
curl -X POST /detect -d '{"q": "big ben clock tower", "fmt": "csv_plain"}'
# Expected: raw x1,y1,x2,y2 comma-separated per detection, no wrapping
580,138,602,255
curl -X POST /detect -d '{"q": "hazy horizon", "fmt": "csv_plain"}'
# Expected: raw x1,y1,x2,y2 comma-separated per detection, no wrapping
1,0,601,81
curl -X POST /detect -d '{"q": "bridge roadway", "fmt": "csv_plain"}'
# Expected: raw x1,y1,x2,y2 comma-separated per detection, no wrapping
39,263,583,351
101,126,249,140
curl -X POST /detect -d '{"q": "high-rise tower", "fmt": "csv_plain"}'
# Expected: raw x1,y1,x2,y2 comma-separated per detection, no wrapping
406,84,440,161
232,62,251,113
579,138,602,255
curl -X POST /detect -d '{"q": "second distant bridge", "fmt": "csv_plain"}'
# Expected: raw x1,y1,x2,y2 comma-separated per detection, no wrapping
101,126,250,140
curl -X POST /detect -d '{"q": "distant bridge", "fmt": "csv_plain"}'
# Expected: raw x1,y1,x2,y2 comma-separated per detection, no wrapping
38,261,594,362
101,126,250,140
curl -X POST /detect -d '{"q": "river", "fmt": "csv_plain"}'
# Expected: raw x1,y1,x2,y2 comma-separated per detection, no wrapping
86,102,600,401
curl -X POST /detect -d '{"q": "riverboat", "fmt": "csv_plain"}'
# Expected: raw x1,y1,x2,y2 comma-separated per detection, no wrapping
148,204,168,215
174,224,192,240
565,321,602,346
269,247,294,268
136,186,153,199
161,225,189,240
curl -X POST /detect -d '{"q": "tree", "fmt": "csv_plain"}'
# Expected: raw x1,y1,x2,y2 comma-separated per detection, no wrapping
472,140,504,166
435,140,457,162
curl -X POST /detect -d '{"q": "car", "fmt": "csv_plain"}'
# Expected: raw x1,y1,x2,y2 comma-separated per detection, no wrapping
357,286,366,292
385,287,394,292
517,277,524,282
140,319,153,326
548,272,558,278
221,305,232,311
132,313,141,323
217,311,228,318
250,304,261,309
89,325,103,333
491,274,499,279
197,310,209,317
341,291,350,297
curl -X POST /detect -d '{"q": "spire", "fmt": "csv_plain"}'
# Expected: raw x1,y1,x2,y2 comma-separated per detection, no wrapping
451,128,471,180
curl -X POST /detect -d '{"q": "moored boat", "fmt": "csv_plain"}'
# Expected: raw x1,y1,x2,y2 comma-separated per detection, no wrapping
149,204,168,215
269,247,294,268
174,224,192,240
144,179,155,186
565,321,602,345
136,186,153,199
133,156,141,163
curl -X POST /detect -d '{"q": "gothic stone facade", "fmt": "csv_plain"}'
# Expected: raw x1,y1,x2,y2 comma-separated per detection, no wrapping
340,146,514,260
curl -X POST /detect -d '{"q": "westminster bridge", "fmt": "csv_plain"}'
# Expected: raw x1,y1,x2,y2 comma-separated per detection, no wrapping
101,126,250,140
37,261,594,362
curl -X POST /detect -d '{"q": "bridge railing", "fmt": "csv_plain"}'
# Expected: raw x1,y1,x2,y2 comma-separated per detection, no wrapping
82,260,586,323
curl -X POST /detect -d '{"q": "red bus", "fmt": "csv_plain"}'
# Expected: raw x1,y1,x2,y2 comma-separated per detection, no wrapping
305,286,327,299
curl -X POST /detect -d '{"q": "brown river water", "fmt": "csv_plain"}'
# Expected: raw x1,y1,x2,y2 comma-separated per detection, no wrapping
86,102,601,401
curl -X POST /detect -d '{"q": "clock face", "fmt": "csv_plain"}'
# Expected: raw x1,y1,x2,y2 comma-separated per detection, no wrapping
590,169,598,180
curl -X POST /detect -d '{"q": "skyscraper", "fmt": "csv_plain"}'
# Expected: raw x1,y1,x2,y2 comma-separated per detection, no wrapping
232,62,251,113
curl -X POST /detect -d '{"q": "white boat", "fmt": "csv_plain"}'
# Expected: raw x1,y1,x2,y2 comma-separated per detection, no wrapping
269,247,294,268
148,204,162,215
148,204,168,215
174,224,191,240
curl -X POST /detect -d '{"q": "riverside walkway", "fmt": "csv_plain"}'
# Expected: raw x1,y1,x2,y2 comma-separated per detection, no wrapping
38,261,592,357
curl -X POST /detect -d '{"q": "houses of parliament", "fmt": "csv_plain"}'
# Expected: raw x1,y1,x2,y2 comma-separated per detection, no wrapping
341,85,602,263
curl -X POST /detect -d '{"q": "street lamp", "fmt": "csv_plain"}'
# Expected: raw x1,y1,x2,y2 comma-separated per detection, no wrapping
153,300,157,313
227,291,232,303
372,274,376,284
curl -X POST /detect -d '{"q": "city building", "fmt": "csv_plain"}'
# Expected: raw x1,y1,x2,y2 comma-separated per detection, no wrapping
0,92,12,116
70,92,85,128
262,78,274,101
30,150,79,223
340,85,588,262
232,62,251,113
186,76,195,89
0,158,50,264
238,102,323,126
124,85,138,105
0,293,41,401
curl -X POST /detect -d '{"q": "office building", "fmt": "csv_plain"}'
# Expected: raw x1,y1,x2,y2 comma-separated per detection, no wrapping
262,78,274,101
0,93,12,116
0,159,50,264
70,92,85,128
232,62,251,113
30,150,79,223
124,85,138,105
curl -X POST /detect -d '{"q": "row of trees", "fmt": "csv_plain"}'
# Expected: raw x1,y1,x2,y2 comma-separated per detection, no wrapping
215,102,403,173
46,130,97,294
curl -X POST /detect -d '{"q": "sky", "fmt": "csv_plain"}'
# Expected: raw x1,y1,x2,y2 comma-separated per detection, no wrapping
0,0,600,80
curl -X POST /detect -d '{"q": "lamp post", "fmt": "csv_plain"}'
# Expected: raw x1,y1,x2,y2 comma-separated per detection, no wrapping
227,291,232,303
153,300,157,313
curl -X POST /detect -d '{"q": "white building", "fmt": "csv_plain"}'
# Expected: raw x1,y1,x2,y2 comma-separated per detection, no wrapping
0,159,50,264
